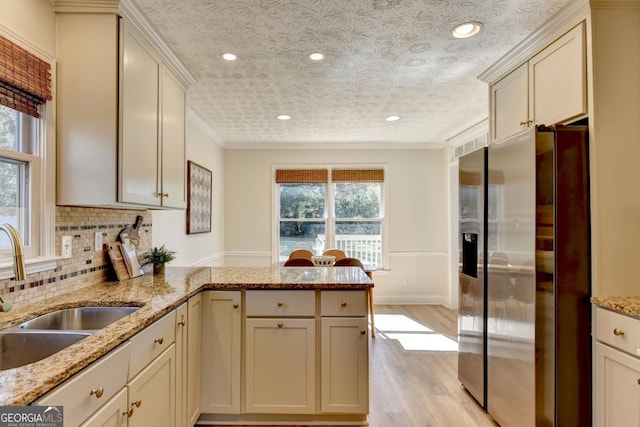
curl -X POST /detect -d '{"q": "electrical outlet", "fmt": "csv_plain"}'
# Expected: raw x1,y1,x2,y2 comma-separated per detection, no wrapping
94,231,103,252
61,235,72,258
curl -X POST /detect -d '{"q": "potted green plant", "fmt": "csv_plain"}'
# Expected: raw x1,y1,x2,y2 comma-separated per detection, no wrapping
142,245,176,274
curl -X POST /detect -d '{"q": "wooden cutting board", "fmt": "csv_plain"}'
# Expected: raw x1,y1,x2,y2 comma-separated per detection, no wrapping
104,242,129,281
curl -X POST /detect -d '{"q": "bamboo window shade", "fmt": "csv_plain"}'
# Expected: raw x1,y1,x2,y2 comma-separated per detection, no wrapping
0,35,52,118
332,169,384,182
275,169,328,183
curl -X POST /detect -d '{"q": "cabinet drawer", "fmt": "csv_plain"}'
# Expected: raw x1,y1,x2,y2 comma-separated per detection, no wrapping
129,310,176,379
245,290,315,317
35,342,131,427
595,307,640,356
321,291,367,317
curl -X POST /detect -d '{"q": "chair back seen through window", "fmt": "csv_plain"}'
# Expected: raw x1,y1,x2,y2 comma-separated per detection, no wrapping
283,257,315,267
288,249,313,260
333,257,364,270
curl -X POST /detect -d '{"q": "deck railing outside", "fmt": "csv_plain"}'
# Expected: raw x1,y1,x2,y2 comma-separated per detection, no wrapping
316,234,382,266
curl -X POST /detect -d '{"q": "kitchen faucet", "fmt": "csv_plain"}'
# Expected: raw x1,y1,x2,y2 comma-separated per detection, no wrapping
0,223,26,281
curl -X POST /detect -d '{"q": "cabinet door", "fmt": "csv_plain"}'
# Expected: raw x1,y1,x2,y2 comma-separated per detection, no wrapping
321,317,369,414
186,294,202,426
530,23,586,126
595,342,640,427
201,291,241,414
80,388,128,427
491,63,529,143
175,303,187,427
128,345,176,427
160,68,186,208
245,318,315,414
120,19,161,206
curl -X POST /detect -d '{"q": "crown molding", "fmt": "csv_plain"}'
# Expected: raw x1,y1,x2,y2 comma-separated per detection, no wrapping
119,0,197,88
52,0,120,14
478,0,589,85
223,140,445,150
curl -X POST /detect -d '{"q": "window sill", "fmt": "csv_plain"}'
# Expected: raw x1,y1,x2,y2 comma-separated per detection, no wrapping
0,256,59,281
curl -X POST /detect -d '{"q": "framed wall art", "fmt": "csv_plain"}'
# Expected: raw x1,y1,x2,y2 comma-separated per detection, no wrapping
187,160,212,234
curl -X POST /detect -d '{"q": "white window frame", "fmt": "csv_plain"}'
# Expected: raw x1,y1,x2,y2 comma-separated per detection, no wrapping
272,164,389,269
0,31,57,280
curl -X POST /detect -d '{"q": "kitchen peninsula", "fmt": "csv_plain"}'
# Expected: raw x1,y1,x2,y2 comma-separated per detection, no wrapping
0,266,372,426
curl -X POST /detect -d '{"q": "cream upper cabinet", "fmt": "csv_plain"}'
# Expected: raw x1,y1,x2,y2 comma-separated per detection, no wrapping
200,291,242,414
56,11,188,208
594,307,640,427
529,23,586,127
490,22,586,143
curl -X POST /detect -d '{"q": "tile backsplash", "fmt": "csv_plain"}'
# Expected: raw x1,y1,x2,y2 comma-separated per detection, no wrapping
0,207,152,307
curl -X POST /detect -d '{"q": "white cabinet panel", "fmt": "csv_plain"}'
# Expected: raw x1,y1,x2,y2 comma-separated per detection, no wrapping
491,63,529,143
245,318,315,414
80,388,128,427
530,23,586,126
201,291,241,414
321,317,369,414
160,68,186,209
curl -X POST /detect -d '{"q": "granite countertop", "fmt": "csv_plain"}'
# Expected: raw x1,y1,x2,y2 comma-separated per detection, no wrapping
591,295,640,320
0,266,373,406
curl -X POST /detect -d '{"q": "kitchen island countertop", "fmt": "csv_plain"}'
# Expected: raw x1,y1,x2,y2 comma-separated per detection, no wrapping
591,295,640,320
0,266,373,406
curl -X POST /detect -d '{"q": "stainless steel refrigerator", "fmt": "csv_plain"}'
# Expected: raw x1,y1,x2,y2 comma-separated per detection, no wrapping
458,125,592,427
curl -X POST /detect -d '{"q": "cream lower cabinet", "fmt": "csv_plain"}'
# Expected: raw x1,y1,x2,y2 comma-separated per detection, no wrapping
175,295,202,427
200,291,242,414
594,307,640,427
35,342,131,426
80,388,128,427
127,345,176,427
320,291,369,414
245,318,316,414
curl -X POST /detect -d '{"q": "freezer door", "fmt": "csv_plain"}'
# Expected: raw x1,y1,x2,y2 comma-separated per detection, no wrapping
487,129,536,427
458,148,487,407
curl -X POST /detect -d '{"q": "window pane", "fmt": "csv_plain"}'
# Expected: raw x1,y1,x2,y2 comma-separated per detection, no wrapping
334,183,381,218
0,105,18,151
279,221,325,260
0,159,25,249
335,221,382,266
279,184,325,219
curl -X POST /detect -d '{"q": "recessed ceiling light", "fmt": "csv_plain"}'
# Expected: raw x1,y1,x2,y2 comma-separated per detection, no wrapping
277,114,292,120
385,115,400,122
309,52,324,61
222,53,237,61
452,21,483,39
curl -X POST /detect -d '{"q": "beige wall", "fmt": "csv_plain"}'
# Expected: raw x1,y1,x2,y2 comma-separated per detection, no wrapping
152,113,225,266
0,0,55,57
223,148,452,305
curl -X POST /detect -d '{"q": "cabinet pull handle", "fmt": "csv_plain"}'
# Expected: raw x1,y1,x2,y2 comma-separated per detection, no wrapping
519,120,527,126
162,192,169,197
233,303,239,309
123,407,134,418
637,378,640,385
341,301,348,307
154,337,164,344
132,399,142,408
277,323,284,328
361,330,366,335
614,328,625,336
277,301,284,307
178,315,186,326
89,387,104,398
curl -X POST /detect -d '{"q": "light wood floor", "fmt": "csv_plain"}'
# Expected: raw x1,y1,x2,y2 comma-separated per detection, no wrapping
369,304,497,426
201,304,498,427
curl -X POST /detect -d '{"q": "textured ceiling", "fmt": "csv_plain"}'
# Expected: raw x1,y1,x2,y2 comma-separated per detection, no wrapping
132,0,571,148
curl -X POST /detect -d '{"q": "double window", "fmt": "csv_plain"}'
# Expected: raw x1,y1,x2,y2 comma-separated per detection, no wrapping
275,167,386,267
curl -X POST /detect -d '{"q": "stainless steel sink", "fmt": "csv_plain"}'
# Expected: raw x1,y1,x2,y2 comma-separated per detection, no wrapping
0,331,90,371
19,306,140,331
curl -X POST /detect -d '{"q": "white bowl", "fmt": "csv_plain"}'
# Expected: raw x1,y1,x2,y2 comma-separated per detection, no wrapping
312,255,335,266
